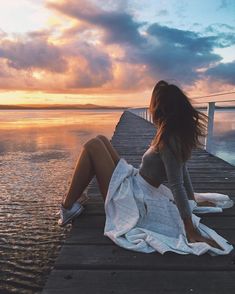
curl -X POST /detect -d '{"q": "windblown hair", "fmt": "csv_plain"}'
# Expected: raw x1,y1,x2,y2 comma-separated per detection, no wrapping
149,80,208,162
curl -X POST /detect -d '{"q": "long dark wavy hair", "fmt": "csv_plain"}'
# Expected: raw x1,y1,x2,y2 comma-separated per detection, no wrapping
149,80,208,162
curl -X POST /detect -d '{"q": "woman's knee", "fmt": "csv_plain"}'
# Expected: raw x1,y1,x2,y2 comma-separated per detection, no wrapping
83,137,103,153
96,134,108,142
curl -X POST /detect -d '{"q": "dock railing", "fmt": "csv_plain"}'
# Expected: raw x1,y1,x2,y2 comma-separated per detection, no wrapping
127,91,235,153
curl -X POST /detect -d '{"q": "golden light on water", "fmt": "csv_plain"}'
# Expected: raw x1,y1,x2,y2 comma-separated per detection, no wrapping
0,109,123,152
0,110,122,129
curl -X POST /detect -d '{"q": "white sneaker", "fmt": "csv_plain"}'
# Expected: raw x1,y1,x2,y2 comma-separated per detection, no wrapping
58,201,84,227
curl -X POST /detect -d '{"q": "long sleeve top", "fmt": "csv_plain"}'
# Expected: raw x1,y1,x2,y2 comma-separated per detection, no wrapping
138,140,194,219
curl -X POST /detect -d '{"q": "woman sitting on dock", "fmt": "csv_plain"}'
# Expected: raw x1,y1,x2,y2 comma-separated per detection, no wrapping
58,80,233,255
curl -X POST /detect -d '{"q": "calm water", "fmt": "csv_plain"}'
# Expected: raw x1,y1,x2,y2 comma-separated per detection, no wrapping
210,109,235,166
0,109,234,294
0,109,123,294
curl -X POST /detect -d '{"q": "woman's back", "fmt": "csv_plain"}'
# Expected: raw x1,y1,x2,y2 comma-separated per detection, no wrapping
139,145,166,182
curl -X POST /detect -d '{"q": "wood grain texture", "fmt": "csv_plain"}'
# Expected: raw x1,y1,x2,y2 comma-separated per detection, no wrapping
43,270,235,294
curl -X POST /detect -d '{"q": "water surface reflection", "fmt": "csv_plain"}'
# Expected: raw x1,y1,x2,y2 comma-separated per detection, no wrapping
212,110,235,166
0,109,123,293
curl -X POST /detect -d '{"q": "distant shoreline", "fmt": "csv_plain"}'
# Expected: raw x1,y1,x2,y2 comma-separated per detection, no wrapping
0,104,129,110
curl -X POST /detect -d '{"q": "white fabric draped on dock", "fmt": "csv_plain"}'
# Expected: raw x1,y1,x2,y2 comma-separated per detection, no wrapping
104,158,234,256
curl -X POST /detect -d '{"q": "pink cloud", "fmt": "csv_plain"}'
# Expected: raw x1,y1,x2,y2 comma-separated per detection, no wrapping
0,38,67,72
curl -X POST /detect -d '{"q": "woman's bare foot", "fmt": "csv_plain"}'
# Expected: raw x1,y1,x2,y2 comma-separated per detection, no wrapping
197,201,216,207
187,229,223,250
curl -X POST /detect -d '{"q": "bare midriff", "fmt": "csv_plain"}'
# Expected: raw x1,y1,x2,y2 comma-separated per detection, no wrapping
139,170,161,188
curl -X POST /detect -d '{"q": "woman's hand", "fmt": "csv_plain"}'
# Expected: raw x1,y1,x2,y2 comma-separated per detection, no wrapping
183,216,223,250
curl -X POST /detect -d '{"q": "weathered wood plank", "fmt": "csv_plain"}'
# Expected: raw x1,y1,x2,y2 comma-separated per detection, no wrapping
83,203,235,216
66,227,235,245
66,227,113,245
54,244,235,270
43,270,235,294
72,214,235,230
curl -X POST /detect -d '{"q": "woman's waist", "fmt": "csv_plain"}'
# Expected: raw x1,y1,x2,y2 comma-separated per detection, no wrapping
138,170,162,189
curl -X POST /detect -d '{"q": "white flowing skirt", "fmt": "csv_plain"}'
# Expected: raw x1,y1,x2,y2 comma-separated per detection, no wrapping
104,158,234,256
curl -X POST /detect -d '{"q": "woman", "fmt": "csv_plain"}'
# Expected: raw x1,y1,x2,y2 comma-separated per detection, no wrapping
58,80,233,255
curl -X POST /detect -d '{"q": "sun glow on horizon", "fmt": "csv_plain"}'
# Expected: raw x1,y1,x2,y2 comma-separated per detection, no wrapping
0,90,149,107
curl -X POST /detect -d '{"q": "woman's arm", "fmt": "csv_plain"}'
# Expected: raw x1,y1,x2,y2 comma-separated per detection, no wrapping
159,142,192,220
159,143,221,249
183,163,195,200
183,162,215,207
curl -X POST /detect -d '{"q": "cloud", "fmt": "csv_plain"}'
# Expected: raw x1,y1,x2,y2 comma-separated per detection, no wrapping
48,0,233,88
27,30,51,39
0,29,114,91
205,61,235,85
0,61,11,78
147,23,218,52
218,0,230,9
156,9,169,16
0,29,7,38
0,0,235,96
122,23,222,85
205,23,235,34
66,42,113,88
47,0,145,45
0,37,67,72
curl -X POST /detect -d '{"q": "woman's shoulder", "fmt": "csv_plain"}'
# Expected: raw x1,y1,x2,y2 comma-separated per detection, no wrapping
150,135,180,152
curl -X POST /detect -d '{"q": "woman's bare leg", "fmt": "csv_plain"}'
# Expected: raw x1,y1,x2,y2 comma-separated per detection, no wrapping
62,144,95,209
96,135,120,165
63,137,117,209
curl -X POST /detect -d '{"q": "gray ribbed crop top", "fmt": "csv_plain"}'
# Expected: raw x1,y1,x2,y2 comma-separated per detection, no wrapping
138,142,194,219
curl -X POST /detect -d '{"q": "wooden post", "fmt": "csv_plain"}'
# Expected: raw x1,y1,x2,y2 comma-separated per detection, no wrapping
148,108,150,122
205,102,215,153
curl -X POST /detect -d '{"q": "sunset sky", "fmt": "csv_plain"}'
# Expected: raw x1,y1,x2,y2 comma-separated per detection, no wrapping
0,0,234,107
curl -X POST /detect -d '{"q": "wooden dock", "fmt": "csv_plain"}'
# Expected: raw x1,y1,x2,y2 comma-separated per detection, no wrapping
43,110,235,294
